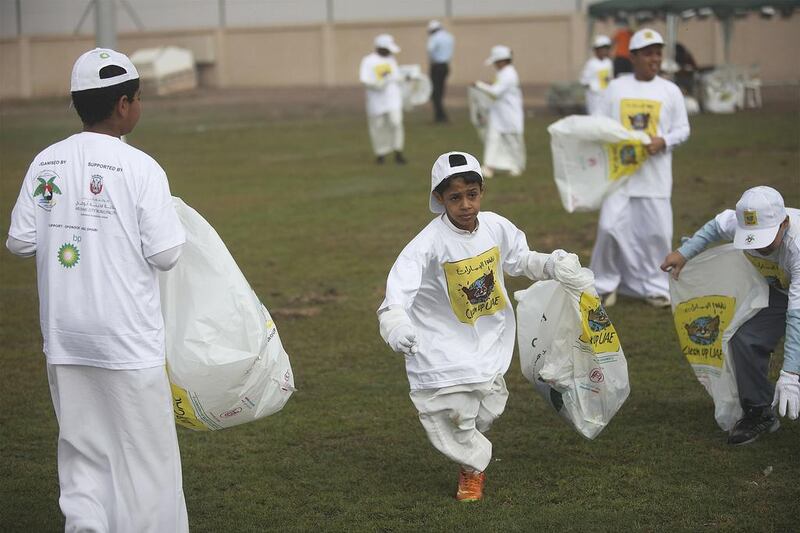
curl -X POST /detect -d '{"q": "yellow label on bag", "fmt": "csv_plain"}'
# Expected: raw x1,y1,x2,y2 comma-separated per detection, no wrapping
170,381,209,431
745,253,788,290
578,292,620,353
606,141,648,181
443,246,507,325
674,295,736,368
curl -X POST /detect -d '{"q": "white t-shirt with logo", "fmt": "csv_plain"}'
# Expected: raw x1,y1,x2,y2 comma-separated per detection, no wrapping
580,57,613,115
599,74,690,198
714,208,800,309
359,52,403,117
8,132,186,369
379,211,532,390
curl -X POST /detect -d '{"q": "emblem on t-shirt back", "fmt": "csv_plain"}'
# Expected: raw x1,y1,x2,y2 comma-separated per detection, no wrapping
89,174,103,195
33,170,62,211
443,246,507,325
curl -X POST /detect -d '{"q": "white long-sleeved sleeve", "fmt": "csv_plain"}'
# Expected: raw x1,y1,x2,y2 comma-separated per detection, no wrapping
664,86,690,149
6,235,36,257
146,243,183,271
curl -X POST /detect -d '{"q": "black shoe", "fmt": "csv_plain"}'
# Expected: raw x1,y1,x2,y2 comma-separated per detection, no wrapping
727,410,780,446
394,152,407,165
376,155,385,165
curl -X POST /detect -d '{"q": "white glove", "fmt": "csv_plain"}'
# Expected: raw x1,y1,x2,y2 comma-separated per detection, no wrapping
772,370,800,420
543,249,568,279
552,253,582,283
387,324,418,356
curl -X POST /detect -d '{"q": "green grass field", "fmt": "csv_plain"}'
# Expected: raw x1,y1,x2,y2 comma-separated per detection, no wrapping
1,97,798,532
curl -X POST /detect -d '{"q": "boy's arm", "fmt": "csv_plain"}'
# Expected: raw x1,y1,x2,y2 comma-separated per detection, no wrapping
8,166,38,256
662,210,736,279
663,84,690,150
6,236,36,257
146,243,183,271
137,167,186,260
359,58,384,90
500,218,577,281
377,250,425,355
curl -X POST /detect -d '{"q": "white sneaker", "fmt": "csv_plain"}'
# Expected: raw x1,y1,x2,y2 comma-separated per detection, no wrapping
645,295,671,308
600,291,617,308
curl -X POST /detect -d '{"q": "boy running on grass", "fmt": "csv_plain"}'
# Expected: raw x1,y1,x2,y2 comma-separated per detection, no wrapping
377,151,581,501
6,48,188,531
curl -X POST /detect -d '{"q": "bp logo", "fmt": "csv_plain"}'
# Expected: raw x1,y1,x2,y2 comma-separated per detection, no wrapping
57,243,80,268
34,170,62,211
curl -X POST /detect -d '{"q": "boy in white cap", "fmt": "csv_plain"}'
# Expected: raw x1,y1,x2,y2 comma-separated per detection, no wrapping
377,151,580,501
661,186,799,444
359,34,407,165
590,28,690,308
473,45,525,177
427,20,455,123
6,48,188,531
580,35,614,116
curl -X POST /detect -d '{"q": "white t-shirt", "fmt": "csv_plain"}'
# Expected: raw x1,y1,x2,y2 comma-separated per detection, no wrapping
599,74,690,198
580,57,613,93
715,208,800,310
359,52,403,117
8,132,186,369
475,64,524,134
379,212,533,390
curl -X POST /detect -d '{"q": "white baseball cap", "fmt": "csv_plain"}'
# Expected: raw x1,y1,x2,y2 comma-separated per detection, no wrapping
485,45,512,66
428,20,442,32
733,186,787,249
71,48,139,92
429,152,483,213
629,28,664,52
374,34,400,54
593,35,612,48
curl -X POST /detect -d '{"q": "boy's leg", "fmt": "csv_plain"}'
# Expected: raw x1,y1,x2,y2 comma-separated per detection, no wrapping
367,113,391,157
622,197,672,301
590,189,630,297
47,364,188,533
410,384,490,473
389,108,404,153
476,374,509,433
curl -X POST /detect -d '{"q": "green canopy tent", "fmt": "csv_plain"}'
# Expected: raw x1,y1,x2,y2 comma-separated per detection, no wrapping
587,0,800,64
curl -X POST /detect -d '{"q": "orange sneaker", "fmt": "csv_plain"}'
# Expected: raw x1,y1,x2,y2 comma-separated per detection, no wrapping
456,468,485,502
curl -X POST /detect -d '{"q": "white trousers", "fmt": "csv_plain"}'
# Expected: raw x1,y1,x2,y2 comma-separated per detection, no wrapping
585,91,603,116
483,128,526,174
47,364,189,533
409,374,508,473
367,108,404,156
590,190,672,299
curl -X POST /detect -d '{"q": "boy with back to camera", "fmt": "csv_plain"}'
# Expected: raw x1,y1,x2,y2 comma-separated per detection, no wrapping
6,48,188,531
377,151,581,501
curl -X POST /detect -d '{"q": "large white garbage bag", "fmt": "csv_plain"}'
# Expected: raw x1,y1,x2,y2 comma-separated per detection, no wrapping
515,268,629,439
468,86,493,142
548,115,651,213
400,64,432,111
159,198,295,431
669,244,769,431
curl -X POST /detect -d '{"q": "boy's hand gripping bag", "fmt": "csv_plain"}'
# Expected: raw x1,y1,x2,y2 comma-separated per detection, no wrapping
547,115,651,213
515,268,629,439
159,198,295,431
668,244,769,431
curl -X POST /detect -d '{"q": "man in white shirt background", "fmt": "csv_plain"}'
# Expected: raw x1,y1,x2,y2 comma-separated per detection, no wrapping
580,35,614,116
359,34,407,165
589,28,690,308
427,19,454,124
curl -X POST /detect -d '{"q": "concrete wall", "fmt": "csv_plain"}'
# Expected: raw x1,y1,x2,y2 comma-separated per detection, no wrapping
1,12,798,100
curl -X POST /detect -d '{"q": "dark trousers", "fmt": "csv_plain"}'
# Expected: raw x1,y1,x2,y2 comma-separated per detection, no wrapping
430,62,449,121
729,287,788,413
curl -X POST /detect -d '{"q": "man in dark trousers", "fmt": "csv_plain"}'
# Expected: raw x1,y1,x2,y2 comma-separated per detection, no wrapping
427,20,454,123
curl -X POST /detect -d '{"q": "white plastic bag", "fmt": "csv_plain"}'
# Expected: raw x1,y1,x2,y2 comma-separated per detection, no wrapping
468,86,493,142
548,115,651,213
400,64,432,111
669,244,769,431
515,268,629,439
159,198,295,431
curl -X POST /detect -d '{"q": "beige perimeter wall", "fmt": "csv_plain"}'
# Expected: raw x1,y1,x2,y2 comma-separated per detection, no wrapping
2,11,799,100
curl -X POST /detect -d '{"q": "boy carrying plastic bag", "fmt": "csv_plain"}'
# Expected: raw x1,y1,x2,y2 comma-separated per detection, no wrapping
159,198,295,431
548,114,651,213
515,262,629,439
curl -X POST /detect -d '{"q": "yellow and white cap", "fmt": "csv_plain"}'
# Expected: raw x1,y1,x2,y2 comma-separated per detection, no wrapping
430,152,483,213
485,45,512,66
629,28,664,52
593,35,612,48
71,48,139,92
734,186,786,249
